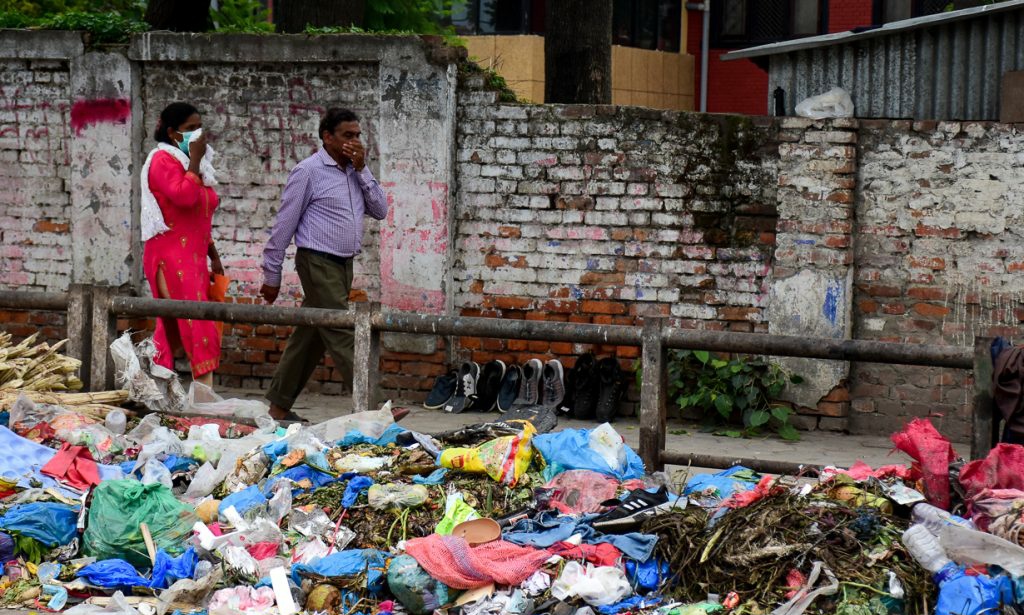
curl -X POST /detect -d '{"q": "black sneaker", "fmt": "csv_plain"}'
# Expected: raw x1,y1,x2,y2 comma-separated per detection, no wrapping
468,360,506,412
444,361,480,414
496,364,523,412
423,369,458,410
541,359,565,410
591,486,673,532
569,353,598,419
595,357,625,422
517,359,543,405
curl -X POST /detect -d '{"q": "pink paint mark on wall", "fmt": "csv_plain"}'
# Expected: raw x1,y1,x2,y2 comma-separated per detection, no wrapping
69,98,131,136
378,182,450,313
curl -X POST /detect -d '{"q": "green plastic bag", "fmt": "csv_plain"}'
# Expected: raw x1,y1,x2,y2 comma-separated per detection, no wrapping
434,492,479,536
83,480,198,569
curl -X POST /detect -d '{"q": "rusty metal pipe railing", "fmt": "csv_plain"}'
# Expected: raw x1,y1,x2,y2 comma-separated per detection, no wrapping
0,287,995,474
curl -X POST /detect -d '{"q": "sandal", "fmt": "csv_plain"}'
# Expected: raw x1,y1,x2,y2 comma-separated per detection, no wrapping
273,410,309,425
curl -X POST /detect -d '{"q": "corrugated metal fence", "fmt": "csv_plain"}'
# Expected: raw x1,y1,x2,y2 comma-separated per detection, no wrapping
767,8,1024,120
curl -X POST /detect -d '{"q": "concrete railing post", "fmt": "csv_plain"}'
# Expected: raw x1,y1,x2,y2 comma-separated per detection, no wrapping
639,316,667,472
352,302,381,413
89,286,118,392
66,284,94,389
971,336,997,460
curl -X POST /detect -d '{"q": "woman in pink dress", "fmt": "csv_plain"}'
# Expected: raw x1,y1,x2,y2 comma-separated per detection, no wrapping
141,102,223,386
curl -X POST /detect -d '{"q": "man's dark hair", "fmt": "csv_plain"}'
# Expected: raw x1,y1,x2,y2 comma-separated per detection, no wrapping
319,108,359,140
154,102,199,145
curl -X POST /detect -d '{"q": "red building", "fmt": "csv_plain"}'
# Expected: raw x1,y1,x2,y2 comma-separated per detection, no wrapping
687,0,955,114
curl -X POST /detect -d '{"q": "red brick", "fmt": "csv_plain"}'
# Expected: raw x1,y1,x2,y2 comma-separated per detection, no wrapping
492,296,533,310
907,287,945,300
582,300,627,315
859,284,901,298
913,302,951,318
242,337,278,351
550,342,573,354
858,299,878,313
460,336,482,350
909,256,946,271
33,220,69,233
617,346,640,359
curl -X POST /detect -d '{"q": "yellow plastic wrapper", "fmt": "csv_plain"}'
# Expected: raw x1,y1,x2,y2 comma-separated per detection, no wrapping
827,484,893,514
440,422,536,486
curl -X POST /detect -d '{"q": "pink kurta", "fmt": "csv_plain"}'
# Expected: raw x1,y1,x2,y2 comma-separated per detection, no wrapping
142,151,221,376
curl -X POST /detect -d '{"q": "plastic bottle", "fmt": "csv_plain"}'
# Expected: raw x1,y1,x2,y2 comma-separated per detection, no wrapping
911,502,975,533
902,524,953,573
105,409,127,435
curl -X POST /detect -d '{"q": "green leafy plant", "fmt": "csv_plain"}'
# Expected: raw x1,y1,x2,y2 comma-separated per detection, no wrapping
211,0,274,33
39,10,147,43
366,0,453,34
641,350,804,440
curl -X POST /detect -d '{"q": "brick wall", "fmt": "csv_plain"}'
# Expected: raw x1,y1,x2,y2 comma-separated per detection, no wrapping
453,87,780,413
850,120,1024,440
0,60,73,291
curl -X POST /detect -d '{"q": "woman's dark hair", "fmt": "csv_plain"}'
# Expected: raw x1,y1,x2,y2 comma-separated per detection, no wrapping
154,102,199,145
319,108,359,140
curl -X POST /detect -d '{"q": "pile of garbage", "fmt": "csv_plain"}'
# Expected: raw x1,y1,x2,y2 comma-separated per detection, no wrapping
0,334,1022,614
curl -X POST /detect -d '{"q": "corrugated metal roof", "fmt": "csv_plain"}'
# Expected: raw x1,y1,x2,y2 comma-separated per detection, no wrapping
723,0,1024,60
720,0,1024,120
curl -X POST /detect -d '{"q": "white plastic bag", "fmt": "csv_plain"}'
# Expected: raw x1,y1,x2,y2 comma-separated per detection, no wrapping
141,458,173,489
938,523,1024,577
308,400,395,442
589,423,627,473
184,462,220,500
368,483,429,510
64,591,144,615
794,87,854,119
188,382,270,420
551,562,631,606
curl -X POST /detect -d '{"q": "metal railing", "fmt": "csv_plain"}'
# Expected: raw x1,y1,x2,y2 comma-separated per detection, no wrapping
0,286,996,474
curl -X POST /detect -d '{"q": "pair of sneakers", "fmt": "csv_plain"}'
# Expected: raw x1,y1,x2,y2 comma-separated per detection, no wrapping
424,358,566,414
559,353,627,422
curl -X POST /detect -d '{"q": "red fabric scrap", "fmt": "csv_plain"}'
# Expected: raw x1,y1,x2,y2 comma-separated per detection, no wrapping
548,541,622,567
960,444,1024,500
891,418,957,510
822,460,913,482
40,442,100,490
720,475,784,510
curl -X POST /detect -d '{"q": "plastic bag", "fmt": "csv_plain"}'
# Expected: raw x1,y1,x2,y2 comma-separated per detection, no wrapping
76,548,197,590
208,585,276,615
183,462,220,500
83,480,198,569
331,453,390,473
794,87,854,119
368,484,429,510
291,549,390,593
307,402,395,443
64,591,142,615
770,561,838,615
551,562,631,607
534,426,645,481
436,492,481,536
938,522,1024,576
544,470,619,514
440,422,536,486
181,423,223,465
187,382,270,420
0,502,78,546
933,563,1014,615
141,458,172,488
219,484,268,519
387,554,461,615
267,481,292,524
291,537,330,565
589,423,627,473
222,545,260,577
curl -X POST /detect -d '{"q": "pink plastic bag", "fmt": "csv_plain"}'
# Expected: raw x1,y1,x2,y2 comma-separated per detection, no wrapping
544,470,619,514
891,418,957,510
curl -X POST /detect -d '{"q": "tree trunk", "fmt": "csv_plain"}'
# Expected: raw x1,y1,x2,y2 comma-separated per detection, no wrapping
545,0,612,104
145,0,212,32
273,0,366,33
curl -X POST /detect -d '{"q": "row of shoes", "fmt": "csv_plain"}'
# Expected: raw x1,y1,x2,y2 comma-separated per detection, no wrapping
424,353,627,421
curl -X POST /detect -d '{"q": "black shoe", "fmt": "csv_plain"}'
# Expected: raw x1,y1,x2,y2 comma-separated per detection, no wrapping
423,370,458,410
469,360,506,412
595,357,625,422
496,364,523,412
444,361,479,414
540,360,565,410
569,353,598,419
592,486,672,532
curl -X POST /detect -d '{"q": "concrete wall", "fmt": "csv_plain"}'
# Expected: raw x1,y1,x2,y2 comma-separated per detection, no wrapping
464,34,696,111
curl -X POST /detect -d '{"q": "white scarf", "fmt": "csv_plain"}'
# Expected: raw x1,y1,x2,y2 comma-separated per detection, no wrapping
140,143,219,241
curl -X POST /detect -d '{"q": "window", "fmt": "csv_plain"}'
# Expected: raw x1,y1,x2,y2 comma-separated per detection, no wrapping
613,0,682,52
451,0,539,35
711,0,825,48
873,0,952,24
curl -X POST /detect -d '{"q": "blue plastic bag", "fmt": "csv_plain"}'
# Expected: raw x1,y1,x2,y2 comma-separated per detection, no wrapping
219,484,268,517
0,502,78,546
291,549,389,593
77,548,197,589
684,466,759,501
934,564,1014,615
342,476,374,508
626,558,670,591
337,423,405,447
413,468,448,485
533,428,645,480
262,466,337,498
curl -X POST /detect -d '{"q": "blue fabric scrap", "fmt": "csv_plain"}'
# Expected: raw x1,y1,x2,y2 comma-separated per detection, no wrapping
503,511,658,561
342,476,374,508
533,428,646,481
